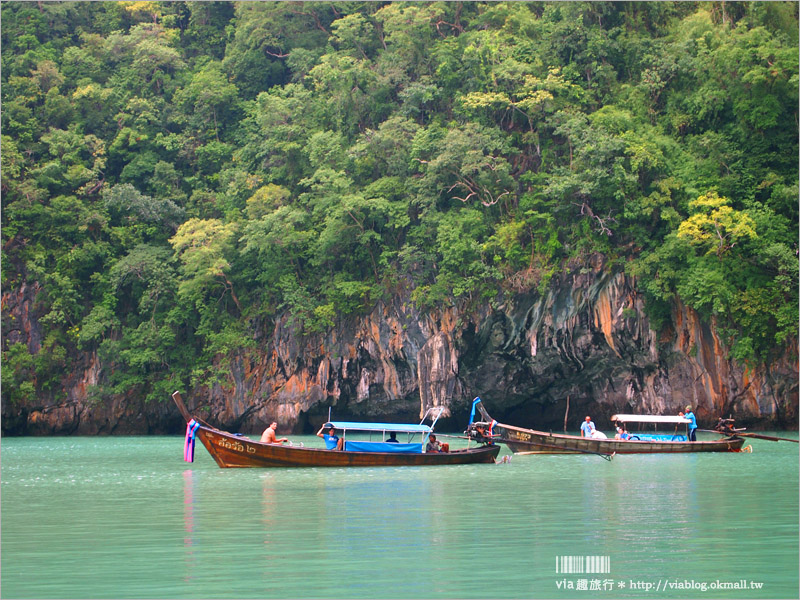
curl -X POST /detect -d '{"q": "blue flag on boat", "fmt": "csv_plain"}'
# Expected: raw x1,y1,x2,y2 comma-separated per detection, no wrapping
184,419,200,462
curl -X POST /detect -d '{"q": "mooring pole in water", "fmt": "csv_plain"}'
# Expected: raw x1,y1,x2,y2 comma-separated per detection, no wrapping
563,395,570,433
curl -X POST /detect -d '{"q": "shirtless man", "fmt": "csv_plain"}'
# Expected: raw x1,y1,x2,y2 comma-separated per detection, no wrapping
260,421,288,444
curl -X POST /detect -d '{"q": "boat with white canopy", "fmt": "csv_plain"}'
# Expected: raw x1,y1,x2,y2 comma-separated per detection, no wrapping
468,399,746,456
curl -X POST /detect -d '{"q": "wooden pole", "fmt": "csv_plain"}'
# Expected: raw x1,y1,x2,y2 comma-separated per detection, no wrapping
172,391,192,423
737,432,798,443
698,429,799,443
563,395,570,433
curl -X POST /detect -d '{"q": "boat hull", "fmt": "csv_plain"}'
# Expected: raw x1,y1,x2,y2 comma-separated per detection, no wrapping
196,426,500,468
497,423,746,454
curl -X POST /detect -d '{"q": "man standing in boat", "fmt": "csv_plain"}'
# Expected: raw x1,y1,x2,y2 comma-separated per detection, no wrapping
679,406,698,442
260,421,289,444
580,416,596,437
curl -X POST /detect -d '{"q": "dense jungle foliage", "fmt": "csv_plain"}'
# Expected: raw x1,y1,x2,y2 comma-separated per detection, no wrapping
2,1,798,406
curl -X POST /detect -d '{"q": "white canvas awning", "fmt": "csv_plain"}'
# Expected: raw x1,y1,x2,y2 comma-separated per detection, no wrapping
610,414,691,425
327,421,432,433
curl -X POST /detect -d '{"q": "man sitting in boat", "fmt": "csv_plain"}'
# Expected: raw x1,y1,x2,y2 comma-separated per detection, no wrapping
316,423,343,450
260,421,289,444
615,425,629,440
425,434,449,453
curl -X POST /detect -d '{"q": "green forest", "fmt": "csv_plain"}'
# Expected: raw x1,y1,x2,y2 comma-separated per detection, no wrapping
2,1,798,408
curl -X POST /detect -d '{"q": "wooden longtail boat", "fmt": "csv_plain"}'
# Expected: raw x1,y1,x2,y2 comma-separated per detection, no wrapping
173,392,500,468
467,399,747,455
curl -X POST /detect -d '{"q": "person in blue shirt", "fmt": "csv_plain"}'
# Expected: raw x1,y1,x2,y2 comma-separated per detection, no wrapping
680,406,698,441
580,416,596,437
316,423,343,450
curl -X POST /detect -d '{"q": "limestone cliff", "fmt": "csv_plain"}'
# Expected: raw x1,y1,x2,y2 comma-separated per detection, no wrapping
2,259,797,435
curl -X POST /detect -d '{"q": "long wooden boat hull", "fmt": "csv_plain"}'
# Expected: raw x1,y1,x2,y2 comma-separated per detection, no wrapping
496,422,746,454
196,426,500,468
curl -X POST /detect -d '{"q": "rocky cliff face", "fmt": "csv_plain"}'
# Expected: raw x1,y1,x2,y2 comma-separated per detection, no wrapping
2,258,797,435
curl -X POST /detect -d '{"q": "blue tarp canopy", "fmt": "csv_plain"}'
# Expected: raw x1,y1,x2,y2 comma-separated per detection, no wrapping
630,434,688,442
344,441,423,453
326,421,432,434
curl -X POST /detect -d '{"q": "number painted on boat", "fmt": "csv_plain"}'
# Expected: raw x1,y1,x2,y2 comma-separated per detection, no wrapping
217,438,245,453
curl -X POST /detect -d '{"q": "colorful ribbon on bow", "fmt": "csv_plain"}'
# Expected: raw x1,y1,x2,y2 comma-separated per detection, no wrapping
184,419,201,462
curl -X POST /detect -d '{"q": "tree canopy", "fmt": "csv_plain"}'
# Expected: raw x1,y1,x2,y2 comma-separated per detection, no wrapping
2,1,797,405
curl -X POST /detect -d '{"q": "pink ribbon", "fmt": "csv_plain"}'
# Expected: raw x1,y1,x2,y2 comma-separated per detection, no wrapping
184,420,200,462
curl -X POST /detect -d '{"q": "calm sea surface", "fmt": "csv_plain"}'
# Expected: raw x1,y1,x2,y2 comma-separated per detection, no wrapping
1,432,798,599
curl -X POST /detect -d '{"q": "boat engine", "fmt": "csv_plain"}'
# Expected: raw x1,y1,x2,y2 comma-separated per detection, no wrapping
465,421,493,443
714,417,745,435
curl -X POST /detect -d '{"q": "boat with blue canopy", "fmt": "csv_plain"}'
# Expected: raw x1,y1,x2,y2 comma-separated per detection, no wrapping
173,392,500,468
468,399,746,456
610,414,692,442
321,420,434,453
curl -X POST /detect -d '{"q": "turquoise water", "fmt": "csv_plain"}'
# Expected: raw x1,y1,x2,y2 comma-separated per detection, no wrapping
1,433,798,599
